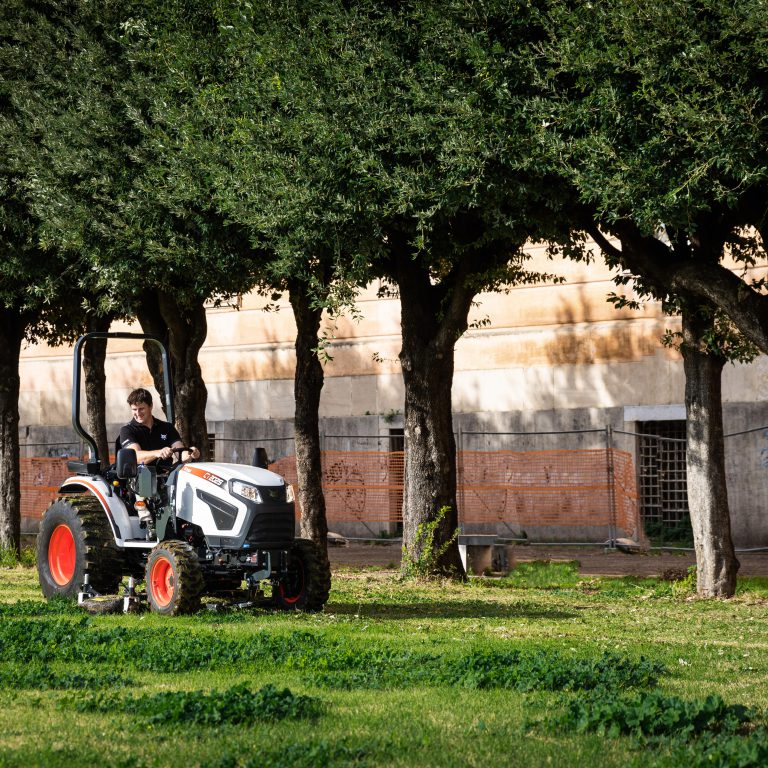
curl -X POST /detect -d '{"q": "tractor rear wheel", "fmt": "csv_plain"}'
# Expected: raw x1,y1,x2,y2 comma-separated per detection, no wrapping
145,540,204,616
274,538,331,612
37,495,124,599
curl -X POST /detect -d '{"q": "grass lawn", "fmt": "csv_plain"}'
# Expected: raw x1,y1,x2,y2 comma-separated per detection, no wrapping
1,561,768,767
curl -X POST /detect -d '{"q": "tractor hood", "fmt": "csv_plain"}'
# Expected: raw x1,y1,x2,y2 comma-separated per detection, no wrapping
178,462,288,489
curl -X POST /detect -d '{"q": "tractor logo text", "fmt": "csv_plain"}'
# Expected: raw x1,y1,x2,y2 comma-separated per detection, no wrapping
182,465,225,487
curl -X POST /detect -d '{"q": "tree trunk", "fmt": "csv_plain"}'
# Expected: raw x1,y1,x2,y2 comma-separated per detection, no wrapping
135,294,170,414
82,313,113,468
136,292,209,458
0,310,24,555
393,255,469,578
682,303,739,597
288,279,329,567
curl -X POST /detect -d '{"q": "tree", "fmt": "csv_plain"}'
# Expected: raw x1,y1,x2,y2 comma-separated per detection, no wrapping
11,0,266,459
171,0,583,576
0,0,120,552
681,302,746,596
111,1,361,563
538,0,768,348
537,0,768,595
604,254,754,595
282,2,579,576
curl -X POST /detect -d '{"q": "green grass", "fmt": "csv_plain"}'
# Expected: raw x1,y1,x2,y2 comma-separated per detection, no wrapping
1,562,768,767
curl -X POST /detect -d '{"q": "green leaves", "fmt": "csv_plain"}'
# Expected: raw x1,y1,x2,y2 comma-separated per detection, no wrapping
557,690,753,739
538,0,768,233
73,683,322,724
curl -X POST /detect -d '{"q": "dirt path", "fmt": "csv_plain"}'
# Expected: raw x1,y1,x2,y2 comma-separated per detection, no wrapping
328,541,768,577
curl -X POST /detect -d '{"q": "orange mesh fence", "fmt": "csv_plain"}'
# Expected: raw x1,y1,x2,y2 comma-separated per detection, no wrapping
612,449,643,541
459,448,641,539
22,447,641,541
272,447,642,540
270,451,404,527
20,457,71,523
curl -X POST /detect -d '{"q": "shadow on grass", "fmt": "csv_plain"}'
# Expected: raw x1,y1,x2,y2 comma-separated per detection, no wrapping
326,601,578,620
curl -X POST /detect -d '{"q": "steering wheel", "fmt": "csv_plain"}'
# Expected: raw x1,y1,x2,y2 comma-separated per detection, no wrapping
171,446,196,464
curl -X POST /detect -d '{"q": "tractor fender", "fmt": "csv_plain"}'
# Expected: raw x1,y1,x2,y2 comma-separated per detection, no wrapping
58,477,134,546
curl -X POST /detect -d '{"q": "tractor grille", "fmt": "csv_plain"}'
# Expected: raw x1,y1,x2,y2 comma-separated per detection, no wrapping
258,485,287,504
245,503,295,547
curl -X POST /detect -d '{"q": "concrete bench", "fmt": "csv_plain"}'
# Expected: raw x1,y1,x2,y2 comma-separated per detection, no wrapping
458,535,515,575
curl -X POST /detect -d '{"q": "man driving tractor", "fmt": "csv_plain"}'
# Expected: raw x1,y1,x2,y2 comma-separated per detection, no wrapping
119,388,200,465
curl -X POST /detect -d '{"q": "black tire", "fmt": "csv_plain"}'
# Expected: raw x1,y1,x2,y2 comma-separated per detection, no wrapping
37,495,124,600
145,540,204,616
273,538,331,612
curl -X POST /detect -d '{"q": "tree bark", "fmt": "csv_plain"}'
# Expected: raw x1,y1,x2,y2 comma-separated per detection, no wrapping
682,303,739,597
391,253,470,578
288,279,329,568
0,309,24,555
136,291,209,458
82,313,113,468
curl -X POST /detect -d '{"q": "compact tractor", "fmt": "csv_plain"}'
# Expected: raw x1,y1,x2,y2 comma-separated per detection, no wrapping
36,332,331,615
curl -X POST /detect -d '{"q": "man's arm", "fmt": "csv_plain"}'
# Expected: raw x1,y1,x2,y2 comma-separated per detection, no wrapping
125,442,173,465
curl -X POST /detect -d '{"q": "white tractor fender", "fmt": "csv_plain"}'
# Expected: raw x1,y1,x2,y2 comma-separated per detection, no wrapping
58,477,136,546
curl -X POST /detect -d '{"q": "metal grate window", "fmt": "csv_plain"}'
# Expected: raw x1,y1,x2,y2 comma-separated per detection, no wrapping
388,428,404,536
638,421,689,531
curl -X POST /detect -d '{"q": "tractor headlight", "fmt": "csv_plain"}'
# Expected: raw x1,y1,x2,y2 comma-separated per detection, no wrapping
231,480,263,503
286,483,295,503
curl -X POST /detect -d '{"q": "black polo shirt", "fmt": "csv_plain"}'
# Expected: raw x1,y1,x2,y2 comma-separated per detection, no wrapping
119,418,181,452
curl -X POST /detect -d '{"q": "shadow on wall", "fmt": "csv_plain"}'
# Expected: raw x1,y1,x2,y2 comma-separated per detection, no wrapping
452,273,673,416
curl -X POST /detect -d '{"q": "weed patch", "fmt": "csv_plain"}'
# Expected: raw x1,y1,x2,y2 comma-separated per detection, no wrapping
0,662,131,691
669,728,768,768
0,597,81,618
548,689,768,767
401,505,458,579
440,649,662,692
202,741,372,768
72,683,321,725
311,648,663,691
556,690,753,739
0,618,352,672
0,546,35,568
0,617,662,695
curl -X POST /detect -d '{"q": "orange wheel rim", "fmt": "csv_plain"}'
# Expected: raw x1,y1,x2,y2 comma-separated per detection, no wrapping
150,557,175,607
49,525,76,586
279,563,305,604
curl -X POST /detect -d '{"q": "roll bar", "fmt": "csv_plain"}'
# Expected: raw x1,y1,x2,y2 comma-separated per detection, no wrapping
72,332,174,467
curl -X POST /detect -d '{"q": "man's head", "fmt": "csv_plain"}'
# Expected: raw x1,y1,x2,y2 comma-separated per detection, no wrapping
127,388,154,425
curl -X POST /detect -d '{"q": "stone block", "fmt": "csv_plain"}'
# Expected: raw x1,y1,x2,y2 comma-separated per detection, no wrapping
458,534,496,575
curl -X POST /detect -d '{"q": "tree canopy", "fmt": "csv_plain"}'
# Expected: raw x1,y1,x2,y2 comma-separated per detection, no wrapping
537,0,768,349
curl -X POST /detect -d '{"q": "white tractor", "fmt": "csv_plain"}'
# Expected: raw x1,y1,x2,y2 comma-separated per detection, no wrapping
36,332,331,615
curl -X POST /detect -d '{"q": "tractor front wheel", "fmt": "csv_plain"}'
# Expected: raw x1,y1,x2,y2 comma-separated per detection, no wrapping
273,538,331,612
145,540,204,616
37,495,123,599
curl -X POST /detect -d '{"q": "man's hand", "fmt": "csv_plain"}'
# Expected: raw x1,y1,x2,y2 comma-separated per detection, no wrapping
170,443,200,462
156,446,174,461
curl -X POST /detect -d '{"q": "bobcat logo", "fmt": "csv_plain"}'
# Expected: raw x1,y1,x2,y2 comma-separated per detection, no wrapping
161,433,168,441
